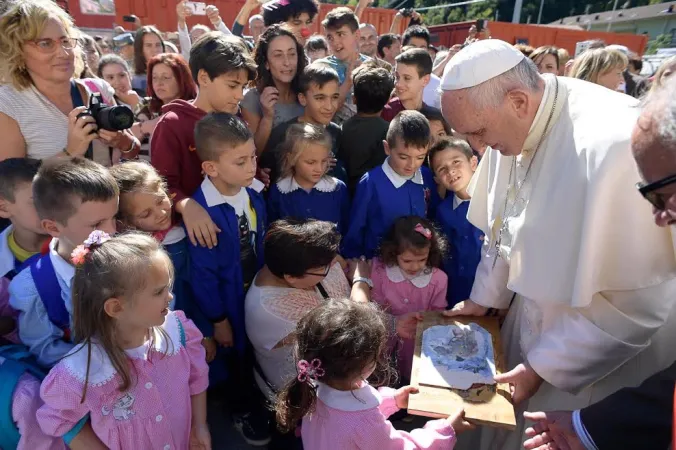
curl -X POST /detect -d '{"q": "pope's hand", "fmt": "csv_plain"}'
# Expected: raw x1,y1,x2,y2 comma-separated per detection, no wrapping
442,300,488,317
523,411,585,450
494,363,543,405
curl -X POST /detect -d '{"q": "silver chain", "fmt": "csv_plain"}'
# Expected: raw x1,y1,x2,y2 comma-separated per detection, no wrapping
492,79,560,268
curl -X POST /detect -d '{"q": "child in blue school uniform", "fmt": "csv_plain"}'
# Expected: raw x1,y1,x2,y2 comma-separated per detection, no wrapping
188,112,270,445
342,110,438,259
109,161,191,312
429,138,483,308
9,158,118,368
267,123,350,234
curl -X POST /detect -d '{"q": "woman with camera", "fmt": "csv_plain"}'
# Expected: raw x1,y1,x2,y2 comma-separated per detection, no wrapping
0,0,139,163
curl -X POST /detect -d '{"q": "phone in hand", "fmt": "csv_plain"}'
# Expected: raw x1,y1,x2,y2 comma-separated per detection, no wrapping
186,1,207,15
122,15,137,23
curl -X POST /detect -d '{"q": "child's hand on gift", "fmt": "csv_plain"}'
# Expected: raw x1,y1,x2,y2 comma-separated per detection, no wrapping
394,385,419,409
447,408,475,433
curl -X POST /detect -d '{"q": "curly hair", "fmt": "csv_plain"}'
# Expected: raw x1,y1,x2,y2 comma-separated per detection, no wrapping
0,0,78,89
379,216,447,269
252,24,306,95
146,53,197,115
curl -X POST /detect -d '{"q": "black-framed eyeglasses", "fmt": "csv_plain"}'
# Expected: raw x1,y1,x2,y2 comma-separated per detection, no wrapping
636,173,676,210
305,265,331,277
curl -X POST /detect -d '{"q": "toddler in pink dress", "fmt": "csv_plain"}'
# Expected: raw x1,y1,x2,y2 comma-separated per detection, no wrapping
372,216,448,379
275,299,470,450
35,231,210,450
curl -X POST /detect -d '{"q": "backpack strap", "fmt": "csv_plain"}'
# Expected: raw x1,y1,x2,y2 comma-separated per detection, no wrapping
29,256,71,342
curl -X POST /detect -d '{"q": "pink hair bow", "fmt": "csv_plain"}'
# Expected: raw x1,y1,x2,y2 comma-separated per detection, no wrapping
414,223,432,240
297,358,325,383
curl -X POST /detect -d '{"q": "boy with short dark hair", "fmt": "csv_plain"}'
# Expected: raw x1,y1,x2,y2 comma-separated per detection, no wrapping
319,7,370,124
402,25,430,49
339,63,394,194
0,158,48,282
342,110,438,258
151,32,256,248
263,63,344,183
378,33,402,67
9,158,118,367
382,48,440,121
189,112,269,445
429,138,482,308
423,108,452,144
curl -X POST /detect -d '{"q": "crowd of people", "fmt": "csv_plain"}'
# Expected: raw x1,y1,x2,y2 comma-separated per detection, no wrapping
0,0,675,449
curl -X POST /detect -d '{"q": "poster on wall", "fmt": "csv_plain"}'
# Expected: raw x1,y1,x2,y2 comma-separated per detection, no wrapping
80,0,116,15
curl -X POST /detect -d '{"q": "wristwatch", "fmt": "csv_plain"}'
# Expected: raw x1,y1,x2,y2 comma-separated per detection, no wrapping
353,276,373,289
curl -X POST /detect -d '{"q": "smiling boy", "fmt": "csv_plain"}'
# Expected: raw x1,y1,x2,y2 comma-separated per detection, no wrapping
342,110,438,259
318,7,371,124
382,49,439,122
151,32,256,246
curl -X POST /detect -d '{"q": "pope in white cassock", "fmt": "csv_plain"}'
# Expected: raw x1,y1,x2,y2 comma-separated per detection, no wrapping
439,39,676,449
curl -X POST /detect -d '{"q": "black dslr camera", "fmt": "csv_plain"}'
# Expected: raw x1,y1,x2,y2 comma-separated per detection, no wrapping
77,93,134,132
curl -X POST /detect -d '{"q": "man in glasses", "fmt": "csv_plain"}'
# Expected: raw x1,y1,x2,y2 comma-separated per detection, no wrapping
523,78,676,450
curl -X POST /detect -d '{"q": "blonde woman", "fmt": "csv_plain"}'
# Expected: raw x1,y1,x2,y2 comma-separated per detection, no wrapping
0,0,139,162
649,55,676,93
569,48,628,91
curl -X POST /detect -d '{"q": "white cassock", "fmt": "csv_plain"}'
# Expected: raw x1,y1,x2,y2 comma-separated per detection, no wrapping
456,75,676,450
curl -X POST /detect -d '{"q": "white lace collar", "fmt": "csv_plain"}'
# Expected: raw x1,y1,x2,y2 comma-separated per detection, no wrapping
62,311,183,387
381,158,424,188
385,264,433,288
316,381,380,411
276,176,338,194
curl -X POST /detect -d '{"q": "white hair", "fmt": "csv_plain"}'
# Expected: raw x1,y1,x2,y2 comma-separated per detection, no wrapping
643,77,676,146
249,14,263,26
463,58,542,109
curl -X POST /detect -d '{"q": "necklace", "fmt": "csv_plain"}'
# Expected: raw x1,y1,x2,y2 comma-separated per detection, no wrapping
492,79,559,268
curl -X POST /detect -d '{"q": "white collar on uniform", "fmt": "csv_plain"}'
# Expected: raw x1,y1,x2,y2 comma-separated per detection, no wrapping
316,381,380,411
201,176,263,207
49,238,75,288
62,311,183,387
0,225,14,278
385,264,433,288
276,176,338,194
382,158,423,188
453,194,469,210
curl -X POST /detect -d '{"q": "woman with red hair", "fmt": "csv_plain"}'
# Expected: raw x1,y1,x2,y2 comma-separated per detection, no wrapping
136,53,197,139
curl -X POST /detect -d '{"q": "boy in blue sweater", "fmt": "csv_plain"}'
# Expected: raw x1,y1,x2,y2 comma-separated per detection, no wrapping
189,112,269,445
343,110,438,258
429,138,483,308
9,158,118,367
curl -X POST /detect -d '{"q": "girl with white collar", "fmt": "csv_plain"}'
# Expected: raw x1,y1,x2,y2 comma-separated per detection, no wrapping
372,216,449,381
276,300,468,450
267,123,350,234
36,232,210,450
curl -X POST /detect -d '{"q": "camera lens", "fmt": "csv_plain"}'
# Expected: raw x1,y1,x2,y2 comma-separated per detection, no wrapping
96,105,134,131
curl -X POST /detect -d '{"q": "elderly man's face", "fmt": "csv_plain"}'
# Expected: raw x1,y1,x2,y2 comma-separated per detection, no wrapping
441,89,533,156
632,110,676,227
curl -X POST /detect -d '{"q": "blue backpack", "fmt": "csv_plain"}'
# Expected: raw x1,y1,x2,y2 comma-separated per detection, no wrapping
0,344,46,450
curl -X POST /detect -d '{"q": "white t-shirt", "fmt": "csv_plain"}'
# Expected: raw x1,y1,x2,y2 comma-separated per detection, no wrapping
423,74,441,110
222,187,254,232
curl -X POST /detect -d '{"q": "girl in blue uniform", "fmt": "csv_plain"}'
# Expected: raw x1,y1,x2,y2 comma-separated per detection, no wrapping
267,123,350,234
342,111,438,259
428,138,483,308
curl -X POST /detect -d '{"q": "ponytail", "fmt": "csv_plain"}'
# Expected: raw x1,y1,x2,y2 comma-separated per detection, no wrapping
275,378,318,433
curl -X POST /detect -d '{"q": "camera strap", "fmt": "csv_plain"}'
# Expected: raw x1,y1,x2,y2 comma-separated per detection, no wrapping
70,80,93,160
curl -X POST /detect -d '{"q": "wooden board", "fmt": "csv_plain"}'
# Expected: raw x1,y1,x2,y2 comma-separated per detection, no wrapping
408,312,516,430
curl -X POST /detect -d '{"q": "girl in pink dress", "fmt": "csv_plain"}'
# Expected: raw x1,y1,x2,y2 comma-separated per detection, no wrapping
36,231,210,450
372,216,449,381
276,299,470,450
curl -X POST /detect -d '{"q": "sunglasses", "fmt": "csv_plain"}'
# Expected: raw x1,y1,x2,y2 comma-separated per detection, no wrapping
636,173,676,210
